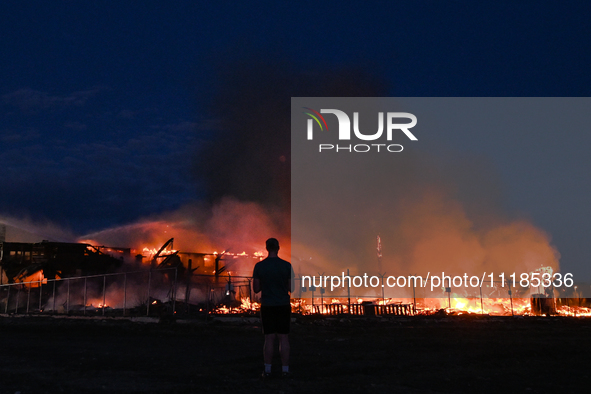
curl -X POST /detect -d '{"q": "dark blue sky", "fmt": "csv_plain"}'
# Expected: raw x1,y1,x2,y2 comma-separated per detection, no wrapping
1,2,590,277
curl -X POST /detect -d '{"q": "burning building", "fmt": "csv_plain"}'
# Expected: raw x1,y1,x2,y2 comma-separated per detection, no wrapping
0,240,125,284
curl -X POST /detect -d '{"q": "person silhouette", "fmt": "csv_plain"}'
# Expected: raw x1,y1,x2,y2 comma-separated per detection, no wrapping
252,238,293,378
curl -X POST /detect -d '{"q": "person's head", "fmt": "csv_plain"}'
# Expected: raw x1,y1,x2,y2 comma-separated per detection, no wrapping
265,238,280,253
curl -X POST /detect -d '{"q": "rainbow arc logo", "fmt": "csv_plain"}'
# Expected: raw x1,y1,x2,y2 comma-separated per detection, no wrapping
303,107,328,131
302,107,417,150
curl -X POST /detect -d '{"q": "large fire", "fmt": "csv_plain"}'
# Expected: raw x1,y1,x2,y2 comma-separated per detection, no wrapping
2,236,585,319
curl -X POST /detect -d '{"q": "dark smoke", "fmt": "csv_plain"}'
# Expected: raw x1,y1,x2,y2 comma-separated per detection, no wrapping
194,60,389,214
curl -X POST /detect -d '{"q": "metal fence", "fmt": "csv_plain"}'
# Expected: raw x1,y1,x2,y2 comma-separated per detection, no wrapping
0,267,195,316
0,272,574,317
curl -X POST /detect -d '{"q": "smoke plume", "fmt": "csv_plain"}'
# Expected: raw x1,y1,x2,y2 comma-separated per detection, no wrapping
194,61,389,214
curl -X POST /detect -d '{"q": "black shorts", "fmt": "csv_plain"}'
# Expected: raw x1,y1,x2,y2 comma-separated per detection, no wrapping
260,305,291,334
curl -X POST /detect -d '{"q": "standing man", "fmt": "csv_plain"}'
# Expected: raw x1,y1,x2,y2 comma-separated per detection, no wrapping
252,238,293,378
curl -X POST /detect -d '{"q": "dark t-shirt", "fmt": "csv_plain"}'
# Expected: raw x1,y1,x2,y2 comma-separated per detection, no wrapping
252,256,292,306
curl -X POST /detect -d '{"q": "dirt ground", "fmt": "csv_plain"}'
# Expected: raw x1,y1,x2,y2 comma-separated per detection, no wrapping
0,314,589,394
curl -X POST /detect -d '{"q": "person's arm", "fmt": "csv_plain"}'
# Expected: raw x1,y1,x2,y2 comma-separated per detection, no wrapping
253,264,261,293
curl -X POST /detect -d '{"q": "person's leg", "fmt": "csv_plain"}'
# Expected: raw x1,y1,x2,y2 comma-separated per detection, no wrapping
277,304,291,373
277,333,289,368
264,334,276,365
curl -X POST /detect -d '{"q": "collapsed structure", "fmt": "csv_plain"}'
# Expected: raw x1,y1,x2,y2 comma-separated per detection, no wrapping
0,241,124,284
0,236,589,318
0,237,257,316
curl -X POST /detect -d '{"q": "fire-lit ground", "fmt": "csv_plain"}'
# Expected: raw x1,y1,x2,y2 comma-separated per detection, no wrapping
0,315,590,394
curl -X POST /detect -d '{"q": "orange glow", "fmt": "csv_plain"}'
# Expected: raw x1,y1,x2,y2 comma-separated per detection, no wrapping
18,271,47,287
142,246,177,257
240,297,260,311
556,305,591,317
84,299,109,309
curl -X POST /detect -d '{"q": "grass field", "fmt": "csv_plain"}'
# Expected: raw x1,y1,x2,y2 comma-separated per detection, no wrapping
0,314,589,393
